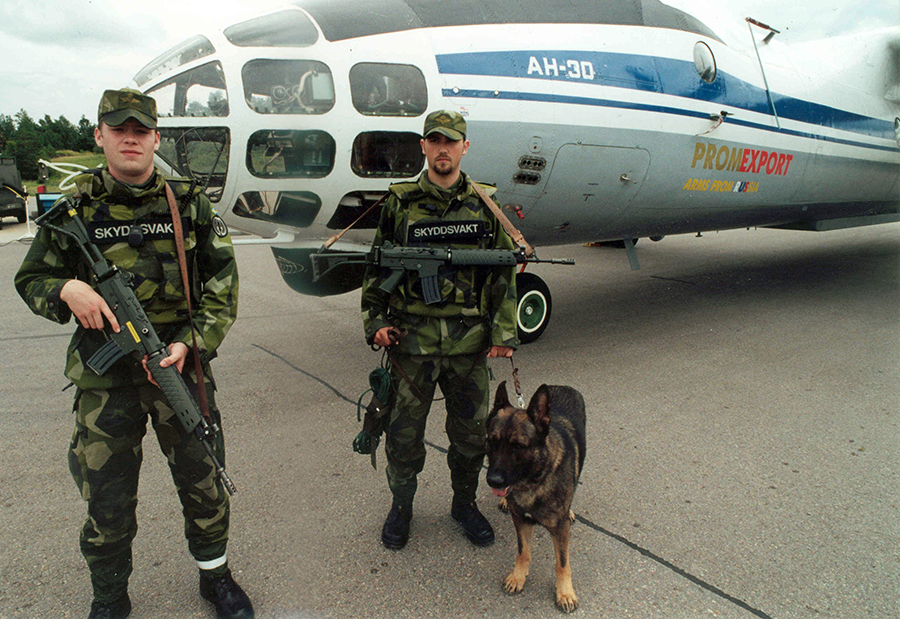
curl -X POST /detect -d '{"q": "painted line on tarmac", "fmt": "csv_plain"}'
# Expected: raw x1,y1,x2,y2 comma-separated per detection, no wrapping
256,342,772,618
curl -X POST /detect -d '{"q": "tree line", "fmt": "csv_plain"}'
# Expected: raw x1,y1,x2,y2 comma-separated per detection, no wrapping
0,110,97,180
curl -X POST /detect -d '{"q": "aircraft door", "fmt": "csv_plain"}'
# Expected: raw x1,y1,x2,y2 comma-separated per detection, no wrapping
537,144,649,232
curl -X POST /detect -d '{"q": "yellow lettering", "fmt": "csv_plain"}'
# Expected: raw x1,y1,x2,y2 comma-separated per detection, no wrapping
704,145,717,170
690,143,706,168
715,146,730,171
728,148,743,171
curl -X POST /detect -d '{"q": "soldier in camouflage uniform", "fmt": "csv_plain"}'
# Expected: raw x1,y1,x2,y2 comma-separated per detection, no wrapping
15,89,253,619
361,110,518,550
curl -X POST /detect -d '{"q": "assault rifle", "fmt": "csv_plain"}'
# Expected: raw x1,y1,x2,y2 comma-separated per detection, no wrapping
36,198,237,495
311,242,574,304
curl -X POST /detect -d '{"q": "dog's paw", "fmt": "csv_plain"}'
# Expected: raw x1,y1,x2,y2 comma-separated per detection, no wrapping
498,497,509,513
555,587,578,613
502,570,527,595
568,509,575,522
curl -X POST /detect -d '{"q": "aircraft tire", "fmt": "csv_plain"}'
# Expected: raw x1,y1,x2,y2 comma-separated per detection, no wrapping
516,272,552,344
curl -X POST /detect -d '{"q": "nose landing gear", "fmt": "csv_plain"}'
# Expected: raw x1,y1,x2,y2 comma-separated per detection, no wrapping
516,271,552,344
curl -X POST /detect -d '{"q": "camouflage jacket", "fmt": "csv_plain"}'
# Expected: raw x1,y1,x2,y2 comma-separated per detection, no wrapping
15,168,239,389
361,170,518,356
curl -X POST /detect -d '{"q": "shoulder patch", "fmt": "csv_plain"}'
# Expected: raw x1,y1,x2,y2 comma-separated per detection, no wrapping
212,215,229,238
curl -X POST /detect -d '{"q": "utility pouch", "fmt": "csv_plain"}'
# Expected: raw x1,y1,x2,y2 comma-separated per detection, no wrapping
353,366,395,469
362,392,389,438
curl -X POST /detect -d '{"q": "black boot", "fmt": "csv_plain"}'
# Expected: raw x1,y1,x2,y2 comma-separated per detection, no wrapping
87,593,131,619
199,570,254,619
451,501,494,546
381,502,412,549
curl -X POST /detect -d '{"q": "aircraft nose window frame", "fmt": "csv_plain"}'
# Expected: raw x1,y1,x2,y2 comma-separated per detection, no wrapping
246,129,336,179
233,190,322,228
693,41,717,84
146,61,229,118
156,127,231,203
242,59,335,115
351,131,425,178
224,9,319,47
133,35,216,87
349,63,428,116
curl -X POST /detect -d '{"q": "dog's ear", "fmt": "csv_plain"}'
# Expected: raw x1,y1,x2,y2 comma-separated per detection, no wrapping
527,384,551,439
491,381,510,415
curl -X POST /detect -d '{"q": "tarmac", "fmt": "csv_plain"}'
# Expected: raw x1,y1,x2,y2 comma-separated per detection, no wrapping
0,207,897,619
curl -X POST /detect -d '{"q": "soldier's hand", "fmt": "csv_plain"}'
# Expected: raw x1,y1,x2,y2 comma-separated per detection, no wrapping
142,342,189,386
60,279,120,332
487,346,514,358
373,326,400,347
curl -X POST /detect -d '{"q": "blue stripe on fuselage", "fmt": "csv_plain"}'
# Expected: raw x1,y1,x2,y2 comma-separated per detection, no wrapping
436,51,896,145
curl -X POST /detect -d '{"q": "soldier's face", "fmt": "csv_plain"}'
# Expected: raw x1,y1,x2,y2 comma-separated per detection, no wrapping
94,119,160,185
421,133,469,183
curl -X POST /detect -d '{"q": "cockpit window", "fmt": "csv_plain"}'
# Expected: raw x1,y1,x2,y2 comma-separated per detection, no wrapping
147,61,229,118
133,35,216,88
224,9,319,47
246,130,335,178
242,60,335,115
351,132,424,178
156,127,230,202
350,63,427,116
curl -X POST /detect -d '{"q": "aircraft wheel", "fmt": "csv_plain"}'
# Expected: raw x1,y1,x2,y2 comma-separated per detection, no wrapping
516,272,552,344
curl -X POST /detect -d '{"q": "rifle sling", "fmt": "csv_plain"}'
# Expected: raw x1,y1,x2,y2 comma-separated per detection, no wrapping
164,182,211,422
321,192,388,251
470,182,534,257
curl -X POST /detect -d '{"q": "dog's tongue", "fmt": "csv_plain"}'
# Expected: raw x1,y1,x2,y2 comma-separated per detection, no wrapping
492,486,509,498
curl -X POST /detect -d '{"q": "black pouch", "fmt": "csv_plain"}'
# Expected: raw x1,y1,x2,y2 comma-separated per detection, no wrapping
353,367,394,468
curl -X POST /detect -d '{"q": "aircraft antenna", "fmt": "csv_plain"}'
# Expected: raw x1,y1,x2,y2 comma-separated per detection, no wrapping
746,18,782,130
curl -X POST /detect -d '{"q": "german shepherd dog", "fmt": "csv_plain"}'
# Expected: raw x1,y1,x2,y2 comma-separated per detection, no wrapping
485,382,586,613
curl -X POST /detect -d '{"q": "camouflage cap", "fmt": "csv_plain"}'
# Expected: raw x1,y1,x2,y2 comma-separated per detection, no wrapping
423,109,466,141
98,88,157,129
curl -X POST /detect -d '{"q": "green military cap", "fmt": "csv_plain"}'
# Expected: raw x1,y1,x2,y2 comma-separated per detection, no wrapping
423,109,466,141
98,88,158,129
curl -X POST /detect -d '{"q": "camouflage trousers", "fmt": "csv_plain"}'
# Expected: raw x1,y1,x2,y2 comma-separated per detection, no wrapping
68,371,229,603
385,353,489,508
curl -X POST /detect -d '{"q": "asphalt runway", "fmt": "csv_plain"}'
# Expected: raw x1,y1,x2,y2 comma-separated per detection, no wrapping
0,216,897,619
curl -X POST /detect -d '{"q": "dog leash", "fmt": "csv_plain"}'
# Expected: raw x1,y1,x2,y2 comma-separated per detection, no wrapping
509,356,525,408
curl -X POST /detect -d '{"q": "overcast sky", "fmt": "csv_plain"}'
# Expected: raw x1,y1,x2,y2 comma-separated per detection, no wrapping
0,0,896,123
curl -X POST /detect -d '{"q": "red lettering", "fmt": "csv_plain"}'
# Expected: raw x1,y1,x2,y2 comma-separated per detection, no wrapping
740,149,751,172
749,149,762,173
774,153,787,175
766,151,778,174
783,154,794,175
756,151,769,174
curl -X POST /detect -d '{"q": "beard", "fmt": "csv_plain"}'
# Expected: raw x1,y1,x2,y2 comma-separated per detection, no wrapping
431,158,455,176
